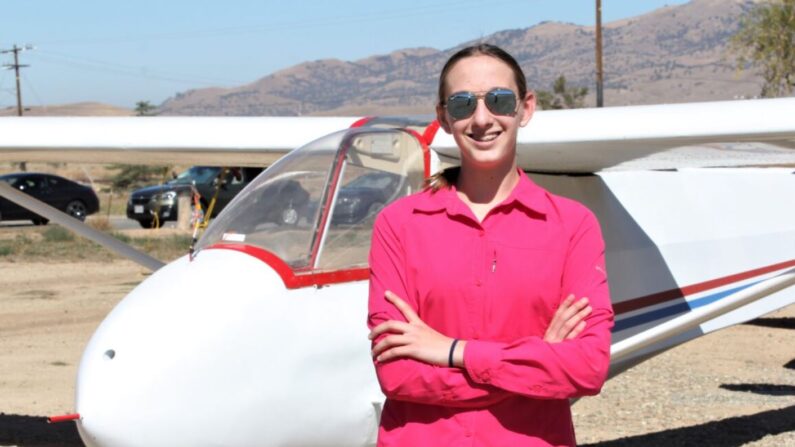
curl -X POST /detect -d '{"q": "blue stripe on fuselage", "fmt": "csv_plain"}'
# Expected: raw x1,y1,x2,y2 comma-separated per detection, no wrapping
613,279,765,332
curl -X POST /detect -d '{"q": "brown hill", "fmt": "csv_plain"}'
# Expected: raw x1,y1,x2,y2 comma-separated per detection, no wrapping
156,0,774,116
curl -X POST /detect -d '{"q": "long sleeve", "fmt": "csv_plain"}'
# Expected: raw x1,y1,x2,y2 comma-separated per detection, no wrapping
368,210,511,408
463,210,614,399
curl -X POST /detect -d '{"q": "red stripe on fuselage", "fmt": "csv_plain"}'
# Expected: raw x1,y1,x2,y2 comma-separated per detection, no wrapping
614,259,795,315
206,243,369,289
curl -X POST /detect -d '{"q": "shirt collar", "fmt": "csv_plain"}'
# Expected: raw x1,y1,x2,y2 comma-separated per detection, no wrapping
412,169,547,217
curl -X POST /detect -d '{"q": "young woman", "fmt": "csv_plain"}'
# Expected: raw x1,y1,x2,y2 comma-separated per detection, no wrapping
368,44,614,446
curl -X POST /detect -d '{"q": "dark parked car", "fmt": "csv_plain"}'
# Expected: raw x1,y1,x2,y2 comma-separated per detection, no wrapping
247,170,403,228
0,172,100,224
332,171,402,225
127,166,263,228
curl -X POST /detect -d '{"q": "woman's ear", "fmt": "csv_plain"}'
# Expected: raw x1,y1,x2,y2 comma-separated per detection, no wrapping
519,91,536,127
436,103,452,134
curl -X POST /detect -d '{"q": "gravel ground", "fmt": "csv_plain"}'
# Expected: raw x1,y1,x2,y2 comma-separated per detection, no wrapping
0,258,793,446
574,307,795,446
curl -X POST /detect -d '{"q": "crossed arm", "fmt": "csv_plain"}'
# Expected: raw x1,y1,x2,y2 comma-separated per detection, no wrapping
370,291,592,367
367,210,614,405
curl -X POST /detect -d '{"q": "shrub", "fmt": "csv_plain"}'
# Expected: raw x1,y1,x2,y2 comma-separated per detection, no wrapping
43,226,75,242
0,243,13,256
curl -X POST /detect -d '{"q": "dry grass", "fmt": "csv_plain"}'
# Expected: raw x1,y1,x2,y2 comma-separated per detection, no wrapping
87,216,113,232
0,225,192,263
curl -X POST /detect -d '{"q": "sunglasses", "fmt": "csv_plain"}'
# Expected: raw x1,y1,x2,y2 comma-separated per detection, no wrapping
444,88,518,120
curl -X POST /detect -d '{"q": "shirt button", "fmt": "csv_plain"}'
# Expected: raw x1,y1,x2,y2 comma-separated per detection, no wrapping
475,280,481,287
478,230,485,237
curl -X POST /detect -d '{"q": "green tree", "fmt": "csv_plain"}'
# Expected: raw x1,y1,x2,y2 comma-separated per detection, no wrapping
536,75,588,110
111,101,165,189
134,100,157,116
730,0,795,98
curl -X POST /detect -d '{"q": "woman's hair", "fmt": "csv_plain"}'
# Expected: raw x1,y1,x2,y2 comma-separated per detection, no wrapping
427,43,527,191
437,43,527,107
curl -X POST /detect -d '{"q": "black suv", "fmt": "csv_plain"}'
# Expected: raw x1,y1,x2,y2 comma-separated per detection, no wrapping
126,166,263,228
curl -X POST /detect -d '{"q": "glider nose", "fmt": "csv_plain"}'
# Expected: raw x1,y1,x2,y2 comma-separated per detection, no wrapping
73,247,381,446
73,248,289,446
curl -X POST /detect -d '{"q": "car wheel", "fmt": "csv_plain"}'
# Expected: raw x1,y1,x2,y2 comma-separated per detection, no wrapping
65,200,88,221
32,217,49,225
137,218,155,229
281,207,298,226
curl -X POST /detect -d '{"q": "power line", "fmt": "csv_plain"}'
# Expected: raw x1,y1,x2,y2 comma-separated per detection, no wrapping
0,70,11,101
20,71,46,109
29,50,242,86
1,44,34,116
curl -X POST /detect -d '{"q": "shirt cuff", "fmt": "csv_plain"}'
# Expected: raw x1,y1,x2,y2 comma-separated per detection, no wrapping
463,340,503,385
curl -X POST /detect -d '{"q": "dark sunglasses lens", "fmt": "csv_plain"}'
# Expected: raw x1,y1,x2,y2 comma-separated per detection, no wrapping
485,89,517,116
447,93,477,120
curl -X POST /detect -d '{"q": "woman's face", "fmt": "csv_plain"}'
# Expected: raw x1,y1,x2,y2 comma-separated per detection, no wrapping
436,55,535,171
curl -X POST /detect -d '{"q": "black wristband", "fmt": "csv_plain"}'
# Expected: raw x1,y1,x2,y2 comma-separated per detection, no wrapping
448,339,460,368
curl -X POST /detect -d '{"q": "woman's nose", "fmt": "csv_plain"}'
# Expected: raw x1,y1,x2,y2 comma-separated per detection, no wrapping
470,98,494,127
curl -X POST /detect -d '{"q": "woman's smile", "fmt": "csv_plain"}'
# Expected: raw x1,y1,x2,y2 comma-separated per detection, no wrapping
467,129,502,144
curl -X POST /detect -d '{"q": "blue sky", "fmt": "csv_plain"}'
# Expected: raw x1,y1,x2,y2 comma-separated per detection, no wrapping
0,0,688,108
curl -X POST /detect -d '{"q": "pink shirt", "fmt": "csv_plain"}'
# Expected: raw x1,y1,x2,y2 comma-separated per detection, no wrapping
368,170,614,446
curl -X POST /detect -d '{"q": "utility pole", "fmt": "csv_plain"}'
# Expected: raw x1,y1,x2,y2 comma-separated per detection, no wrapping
2,45,33,171
595,0,604,107
1,44,34,116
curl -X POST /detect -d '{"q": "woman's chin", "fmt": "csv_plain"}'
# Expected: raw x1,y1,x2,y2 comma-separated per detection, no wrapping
460,147,515,170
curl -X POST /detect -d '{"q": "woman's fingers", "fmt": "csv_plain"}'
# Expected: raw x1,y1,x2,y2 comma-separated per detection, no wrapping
565,304,592,332
374,344,413,363
566,320,588,340
368,320,411,340
372,334,411,359
385,290,420,323
545,294,579,341
561,296,589,322
545,295,591,343
546,294,576,337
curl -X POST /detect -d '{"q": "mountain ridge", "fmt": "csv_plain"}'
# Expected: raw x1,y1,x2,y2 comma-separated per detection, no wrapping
158,0,769,116
11,0,783,117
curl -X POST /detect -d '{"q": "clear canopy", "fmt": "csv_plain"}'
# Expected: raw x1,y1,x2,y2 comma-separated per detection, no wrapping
195,127,427,272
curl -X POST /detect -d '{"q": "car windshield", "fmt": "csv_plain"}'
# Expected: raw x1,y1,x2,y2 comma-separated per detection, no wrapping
195,127,426,272
169,166,220,185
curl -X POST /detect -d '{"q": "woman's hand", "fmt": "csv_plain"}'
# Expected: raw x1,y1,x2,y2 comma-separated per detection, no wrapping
544,294,591,343
369,291,456,367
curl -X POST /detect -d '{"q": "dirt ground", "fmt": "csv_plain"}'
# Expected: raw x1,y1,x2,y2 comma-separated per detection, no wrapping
0,256,793,446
